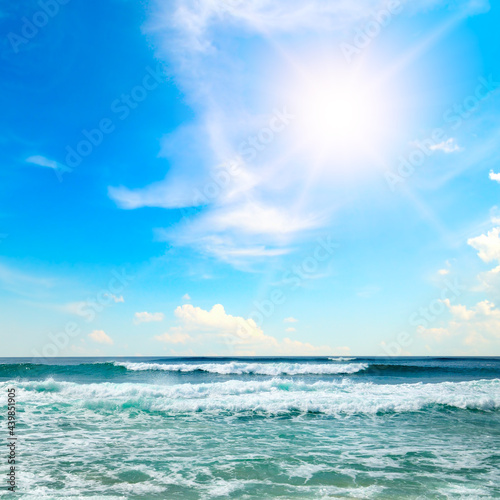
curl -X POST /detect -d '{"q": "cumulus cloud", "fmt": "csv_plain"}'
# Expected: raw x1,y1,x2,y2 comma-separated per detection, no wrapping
476,264,500,292
419,299,500,351
182,293,191,300
284,317,298,323
172,303,261,339
466,215,500,291
441,299,476,320
468,227,500,263
285,327,296,332
88,330,114,345
134,312,165,324
489,170,500,182
157,303,347,355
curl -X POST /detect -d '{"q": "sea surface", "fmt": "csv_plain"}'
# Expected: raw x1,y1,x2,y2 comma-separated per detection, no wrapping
0,356,499,499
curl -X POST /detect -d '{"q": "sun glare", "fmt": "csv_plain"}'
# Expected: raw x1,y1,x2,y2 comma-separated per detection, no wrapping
284,64,392,163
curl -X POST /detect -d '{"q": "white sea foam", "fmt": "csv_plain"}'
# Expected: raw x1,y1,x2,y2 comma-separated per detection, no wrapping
6,378,500,416
113,361,367,375
328,357,356,362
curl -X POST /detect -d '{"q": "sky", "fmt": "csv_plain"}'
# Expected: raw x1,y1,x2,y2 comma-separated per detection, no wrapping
1,0,500,357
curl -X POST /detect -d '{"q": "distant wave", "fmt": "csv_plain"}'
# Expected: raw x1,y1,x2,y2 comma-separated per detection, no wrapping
2,360,500,380
5,378,499,416
0,361,127,377
2,360,500,379
113,361,368,375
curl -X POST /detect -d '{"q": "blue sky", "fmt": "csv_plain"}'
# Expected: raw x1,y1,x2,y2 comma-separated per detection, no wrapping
1,0,500,357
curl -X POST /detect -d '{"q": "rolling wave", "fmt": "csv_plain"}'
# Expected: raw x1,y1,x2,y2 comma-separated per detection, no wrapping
113,361,368,375
5,378,499,415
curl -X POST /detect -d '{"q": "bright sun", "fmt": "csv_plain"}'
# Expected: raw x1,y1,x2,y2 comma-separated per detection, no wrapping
283,64,391,163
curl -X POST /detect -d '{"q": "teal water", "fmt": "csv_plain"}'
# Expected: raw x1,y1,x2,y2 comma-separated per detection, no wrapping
1,357,499,498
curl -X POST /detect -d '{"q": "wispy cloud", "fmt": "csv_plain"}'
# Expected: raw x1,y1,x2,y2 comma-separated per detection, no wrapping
0,262,55,298
154,332,192,344
428,138,462,153
110,0,399,265
26,155,60,170
109,0,490,268
106,294,124,303
134,311,165,324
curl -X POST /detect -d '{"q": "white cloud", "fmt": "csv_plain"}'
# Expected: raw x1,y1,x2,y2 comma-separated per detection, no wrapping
441,299,476,320
172,303,261,338
182,293,191,300
149,0,488,58
429,138,462,153
419,299,500,351
437,268,449,275
419,327,451,341
155,200,320,266
468,227,500,263
60,301,89,316
489,170,500,182
88,330,114,345
157,0,385,54
106,293,124,303
476,264,500,292
285,327,296,332
26,155,60,170
467,220,500,291
154,332,193,344
160,303,347,355
108,180,201,210
284,317,298,323
134,311,165,324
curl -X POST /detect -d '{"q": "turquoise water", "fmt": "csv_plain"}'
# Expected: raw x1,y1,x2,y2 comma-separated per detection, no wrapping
1,357,499,498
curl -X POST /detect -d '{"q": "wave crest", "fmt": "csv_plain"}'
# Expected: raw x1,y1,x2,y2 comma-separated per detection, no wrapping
5,378,499,416
113,361,368,375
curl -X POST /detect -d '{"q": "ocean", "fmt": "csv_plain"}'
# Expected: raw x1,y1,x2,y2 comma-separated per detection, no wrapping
1,356,499,499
